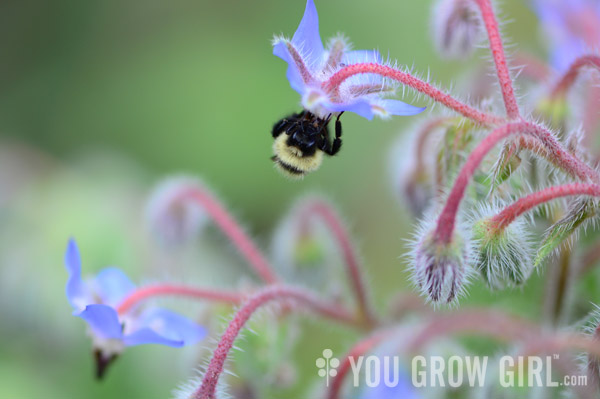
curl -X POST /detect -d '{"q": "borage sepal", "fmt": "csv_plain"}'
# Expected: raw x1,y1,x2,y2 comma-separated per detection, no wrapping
486,183,600,266
535,197,600,267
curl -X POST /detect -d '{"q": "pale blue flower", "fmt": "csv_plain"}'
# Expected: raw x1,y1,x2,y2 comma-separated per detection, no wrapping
65,239,205,377
273,0,425,120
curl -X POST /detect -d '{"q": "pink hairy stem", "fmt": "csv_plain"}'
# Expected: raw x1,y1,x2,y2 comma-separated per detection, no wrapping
324,63,504,126
193,285,360,399
434,121,599,244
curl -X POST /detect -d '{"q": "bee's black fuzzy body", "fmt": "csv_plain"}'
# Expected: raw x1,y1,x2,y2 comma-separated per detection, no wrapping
270,111,343,178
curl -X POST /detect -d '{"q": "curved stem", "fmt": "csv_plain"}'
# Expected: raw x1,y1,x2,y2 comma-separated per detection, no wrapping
192,285,359,399
178,186,278,284
327,329,394,399
407,310,600,394
299,199,375,325
407,309,539,352
434,121,599,243
116,285,243,315
471,0,520,119
323,63,504,126
490,183,600,231
520,333,600,364
551,55,600,98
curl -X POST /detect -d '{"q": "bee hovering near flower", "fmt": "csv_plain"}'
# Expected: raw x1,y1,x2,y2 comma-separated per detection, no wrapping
271,110,343,178
271,0,425,178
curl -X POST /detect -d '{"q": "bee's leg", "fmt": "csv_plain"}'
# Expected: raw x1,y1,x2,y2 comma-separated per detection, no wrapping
317,126,334,156
273,111,305,138
286,123,301,137
317,126,330,153
272,118,289,138
329,112,343,155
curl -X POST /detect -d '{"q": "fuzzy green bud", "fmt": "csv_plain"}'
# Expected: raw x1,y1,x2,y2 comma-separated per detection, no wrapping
472,218,533,289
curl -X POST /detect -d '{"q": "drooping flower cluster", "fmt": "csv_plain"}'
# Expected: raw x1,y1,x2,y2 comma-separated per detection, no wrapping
431,0,482,59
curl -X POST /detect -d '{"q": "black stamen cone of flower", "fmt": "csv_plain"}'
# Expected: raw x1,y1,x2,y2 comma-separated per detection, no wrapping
94,349,118,380
410,218,472,304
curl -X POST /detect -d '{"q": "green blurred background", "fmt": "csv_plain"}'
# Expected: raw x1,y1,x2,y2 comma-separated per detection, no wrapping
0,1,558,398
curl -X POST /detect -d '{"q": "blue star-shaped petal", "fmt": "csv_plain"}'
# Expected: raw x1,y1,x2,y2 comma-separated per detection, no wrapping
273,0,425,120
64,239,206,378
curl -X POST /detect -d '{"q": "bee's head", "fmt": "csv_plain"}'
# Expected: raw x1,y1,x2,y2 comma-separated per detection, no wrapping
289,129,318,150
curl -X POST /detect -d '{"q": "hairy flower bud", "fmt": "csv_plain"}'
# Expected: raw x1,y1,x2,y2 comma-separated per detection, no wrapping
145,176,208,245
271,198,343,296
432,0,482,59
389,119,450,217
410,216,473,304
389,130,434,217
233,316,299,396
471,205,534,289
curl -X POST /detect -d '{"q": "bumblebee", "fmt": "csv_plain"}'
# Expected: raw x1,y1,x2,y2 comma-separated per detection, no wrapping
271,111,343,178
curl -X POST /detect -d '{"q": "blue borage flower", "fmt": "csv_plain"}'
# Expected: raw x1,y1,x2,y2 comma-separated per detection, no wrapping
273,0,425,120
64,239,205,378
532,0,600,71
